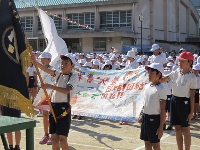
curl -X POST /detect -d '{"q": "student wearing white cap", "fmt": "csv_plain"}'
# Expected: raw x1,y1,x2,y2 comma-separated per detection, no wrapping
37,51,53,145
192,64,200,120
124,50,139,69
160,52,197,150
110,56,120,70
150,44,167,67
103,60,112,70
82,62,92,69
92,60,100,69
32,53,78,150
138,63,167,149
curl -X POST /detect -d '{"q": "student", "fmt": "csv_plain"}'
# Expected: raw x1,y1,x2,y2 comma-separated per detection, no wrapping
138,63,167,150
160,51,197,150
192,64,200,119
32,53,78,150
26,62,37,100
36,52,53,145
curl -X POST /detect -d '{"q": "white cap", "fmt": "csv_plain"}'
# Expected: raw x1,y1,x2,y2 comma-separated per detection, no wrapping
131,47,137,52
86,54,94,59
127,50,135,58
93,60,100,66
167,62,174,67
110,56,115,61
39,52,52,59
60,54,76,64
104,60,112,65
83,62,92,68
145,63,164,74
163,70,171,76
167,56,173,61
180,48,186,51
78,59,86,64
150,44,160,52
137,58,144,63
192,64,200,70
79,53,84,55
113,49,118,53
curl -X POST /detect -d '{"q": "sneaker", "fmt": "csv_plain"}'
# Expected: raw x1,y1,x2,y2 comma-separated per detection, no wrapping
47,137,52,145
37,112,43,117
72,115,78,119
122,121,128,125
39,135,49,144
78,116,84,120
13,146,20,150
119,121,123,125
166,125,173,130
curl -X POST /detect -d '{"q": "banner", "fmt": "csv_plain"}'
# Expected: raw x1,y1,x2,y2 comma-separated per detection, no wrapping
0,0,34,117
71,67,149,122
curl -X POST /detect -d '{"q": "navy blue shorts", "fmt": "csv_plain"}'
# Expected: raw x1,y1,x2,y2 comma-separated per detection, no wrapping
170,96,190,127
2,106,21,118
28,76,35,88
49,103,71,137
140,114,160,143
165,95,172,112
195,89,199,104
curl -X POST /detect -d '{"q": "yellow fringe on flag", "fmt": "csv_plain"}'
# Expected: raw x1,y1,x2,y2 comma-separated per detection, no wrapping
20,46,31,78
0,85,35,117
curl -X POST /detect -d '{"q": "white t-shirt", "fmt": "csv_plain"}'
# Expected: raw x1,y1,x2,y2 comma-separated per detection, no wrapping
51,70,78,103
150,54,167,65
26,66,36,76
125,60,139,69
161,80,172,96
197,75,200,89
143,83,167,115
168,69,197,98
112,62,120,70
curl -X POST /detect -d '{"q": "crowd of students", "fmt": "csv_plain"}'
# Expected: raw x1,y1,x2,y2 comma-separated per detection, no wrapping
23,44,200,150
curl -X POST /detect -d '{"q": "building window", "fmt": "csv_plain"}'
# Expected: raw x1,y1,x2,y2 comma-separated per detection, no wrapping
21,17,33,31
100,11,131,28
68,13,94,29
38,17,42,31
38,15,62,31
93,37,106,51
38,40,46,51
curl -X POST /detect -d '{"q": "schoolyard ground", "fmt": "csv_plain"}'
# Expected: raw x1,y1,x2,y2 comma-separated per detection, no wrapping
1,111,200,150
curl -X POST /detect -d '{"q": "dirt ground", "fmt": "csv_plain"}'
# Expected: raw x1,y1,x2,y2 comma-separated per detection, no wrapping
1,111,200,150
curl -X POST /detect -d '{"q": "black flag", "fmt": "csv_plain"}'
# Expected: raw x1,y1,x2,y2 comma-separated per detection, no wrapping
0,0,34,117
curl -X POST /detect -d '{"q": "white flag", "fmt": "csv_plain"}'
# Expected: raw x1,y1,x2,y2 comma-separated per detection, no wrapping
38,9,68,66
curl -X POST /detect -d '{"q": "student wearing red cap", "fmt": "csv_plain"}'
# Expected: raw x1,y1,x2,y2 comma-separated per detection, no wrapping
160,51,197,150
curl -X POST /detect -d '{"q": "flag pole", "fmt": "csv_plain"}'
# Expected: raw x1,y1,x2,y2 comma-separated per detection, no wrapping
27,42,57,123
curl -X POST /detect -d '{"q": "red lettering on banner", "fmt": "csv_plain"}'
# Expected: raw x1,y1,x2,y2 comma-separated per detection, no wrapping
109,93,115,99
122,84,127,91
86,75,93,83
139,82,147,90
101,93,108,99
106,86,113,92
78,73,82,81
126,83,134,90
134,83,140,90
113,85,122,91
110,77,119,86
117,92,124,98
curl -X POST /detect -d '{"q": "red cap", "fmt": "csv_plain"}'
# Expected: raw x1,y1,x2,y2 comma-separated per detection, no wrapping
178,52,194,61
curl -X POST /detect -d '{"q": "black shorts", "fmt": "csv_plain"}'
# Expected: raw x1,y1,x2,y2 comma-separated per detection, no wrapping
49,103,71,137
28,76,35,88
165,95,172,112
140,114,160,143
2,106,21,118
195,89,199,104
170,96,190,127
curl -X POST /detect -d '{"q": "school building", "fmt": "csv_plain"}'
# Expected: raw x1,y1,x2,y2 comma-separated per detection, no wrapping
15,0,200,54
